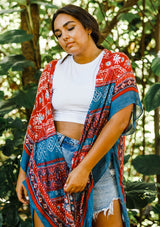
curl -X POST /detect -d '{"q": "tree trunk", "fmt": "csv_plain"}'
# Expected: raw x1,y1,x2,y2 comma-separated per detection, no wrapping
21,2,41,86
155,6,160,224
20,1,41,119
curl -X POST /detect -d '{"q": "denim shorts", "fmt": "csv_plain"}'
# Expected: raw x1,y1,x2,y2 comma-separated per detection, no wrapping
57,132,119,214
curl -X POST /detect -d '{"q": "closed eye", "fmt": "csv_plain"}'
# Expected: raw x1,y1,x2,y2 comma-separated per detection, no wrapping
68,26,75,31
55,33,62,39
55,26,75,39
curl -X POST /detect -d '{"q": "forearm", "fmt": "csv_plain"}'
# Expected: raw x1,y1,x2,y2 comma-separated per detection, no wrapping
79,104,133,173
19,167,26,176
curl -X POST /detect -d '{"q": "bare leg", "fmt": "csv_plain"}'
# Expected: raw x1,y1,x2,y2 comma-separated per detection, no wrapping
92,199,124,227
34,211,44,227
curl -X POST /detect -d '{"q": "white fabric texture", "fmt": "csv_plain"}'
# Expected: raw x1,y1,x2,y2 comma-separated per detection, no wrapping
52,51,104,124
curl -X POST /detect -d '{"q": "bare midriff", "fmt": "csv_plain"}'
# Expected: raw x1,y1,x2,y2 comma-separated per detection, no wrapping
54,121,84,141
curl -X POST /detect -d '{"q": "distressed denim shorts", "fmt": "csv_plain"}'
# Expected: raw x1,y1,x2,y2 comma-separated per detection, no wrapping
57,132,119,215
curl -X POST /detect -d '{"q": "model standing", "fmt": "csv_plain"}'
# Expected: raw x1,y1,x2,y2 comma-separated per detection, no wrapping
16,4,143,227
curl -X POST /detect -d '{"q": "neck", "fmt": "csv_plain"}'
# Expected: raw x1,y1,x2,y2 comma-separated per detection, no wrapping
73,44,102,64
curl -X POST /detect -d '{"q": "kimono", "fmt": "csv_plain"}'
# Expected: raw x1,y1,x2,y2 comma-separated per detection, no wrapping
21,49,143,226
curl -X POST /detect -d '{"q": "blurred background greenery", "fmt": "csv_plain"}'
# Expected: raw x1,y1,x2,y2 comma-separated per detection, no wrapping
0,0,160,226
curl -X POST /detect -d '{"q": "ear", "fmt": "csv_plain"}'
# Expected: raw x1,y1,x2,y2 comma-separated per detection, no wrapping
86,27,92,35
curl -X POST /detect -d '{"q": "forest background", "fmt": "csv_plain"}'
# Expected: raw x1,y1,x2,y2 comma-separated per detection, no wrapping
0,0,160,226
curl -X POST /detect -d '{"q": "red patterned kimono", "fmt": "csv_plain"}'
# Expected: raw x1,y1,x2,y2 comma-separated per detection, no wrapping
21,49,143,226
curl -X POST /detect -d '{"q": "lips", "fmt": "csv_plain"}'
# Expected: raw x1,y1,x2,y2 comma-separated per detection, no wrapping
66,42,74,48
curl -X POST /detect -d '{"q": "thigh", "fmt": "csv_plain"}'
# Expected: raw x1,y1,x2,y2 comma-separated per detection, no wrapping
92,199,124,227
93,165,118,213
34,211,44,227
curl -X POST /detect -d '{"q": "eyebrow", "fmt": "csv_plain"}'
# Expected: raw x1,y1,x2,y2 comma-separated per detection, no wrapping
54,21,76,33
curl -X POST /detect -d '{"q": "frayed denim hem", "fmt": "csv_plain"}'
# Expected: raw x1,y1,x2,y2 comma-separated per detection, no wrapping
92,198,120,221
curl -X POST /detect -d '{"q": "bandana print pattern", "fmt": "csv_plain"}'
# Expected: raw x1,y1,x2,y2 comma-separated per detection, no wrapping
21,49,142,227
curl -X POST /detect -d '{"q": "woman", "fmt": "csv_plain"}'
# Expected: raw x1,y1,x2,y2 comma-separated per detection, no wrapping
16,4,143,227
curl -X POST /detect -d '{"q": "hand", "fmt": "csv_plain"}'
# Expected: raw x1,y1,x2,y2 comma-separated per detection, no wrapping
16,168,29,205
64,164,90,194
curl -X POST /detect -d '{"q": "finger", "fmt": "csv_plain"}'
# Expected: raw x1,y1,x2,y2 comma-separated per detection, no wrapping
64,182,74,193
64,176,71,191
23,186,30,204
64,183,70,192
17,190,26,204
73,186,83,193
18,186,28,204
65,174,71,185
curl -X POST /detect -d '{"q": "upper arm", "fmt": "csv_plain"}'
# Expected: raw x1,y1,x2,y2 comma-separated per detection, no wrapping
108,52,143,135
109,103,134,133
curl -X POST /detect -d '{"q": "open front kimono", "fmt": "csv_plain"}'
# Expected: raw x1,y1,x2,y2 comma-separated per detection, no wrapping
21,49,143,227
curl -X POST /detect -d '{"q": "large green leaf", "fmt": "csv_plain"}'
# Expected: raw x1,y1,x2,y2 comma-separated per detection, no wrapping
0,85,37,116
14,86,37,108
0,55,34,75
124,154,131,165
0,213,3,227
14,0,27,6
1,139,15,156
20,218,32,227
118,13,139,23
132,155,160,175
0,29,33,44
3,205,20,226
0,8,23,15
125,181,156,209
0,117,26,139
0,91,4,101
152,204,160,215
151,57,160,76
0,99,17,116
12,60,35,71
144,83,160,112
30,0,58,8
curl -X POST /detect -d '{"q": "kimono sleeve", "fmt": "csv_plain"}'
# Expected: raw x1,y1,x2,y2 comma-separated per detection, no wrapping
20,80,42,173
20,60,56,172
20,107,36,173
108,53,143,135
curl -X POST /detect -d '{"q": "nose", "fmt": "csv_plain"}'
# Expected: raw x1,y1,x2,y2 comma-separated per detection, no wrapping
62,30,69,40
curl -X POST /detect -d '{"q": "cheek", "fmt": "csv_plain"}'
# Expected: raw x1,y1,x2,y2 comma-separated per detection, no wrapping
58,39,65,48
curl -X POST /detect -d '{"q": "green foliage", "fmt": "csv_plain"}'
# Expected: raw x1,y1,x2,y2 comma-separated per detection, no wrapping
0,55,34,75
124,154,131,165
144,83,160,112
0,87,38,117
132,155,160,175
0,91,4,100
118,12,140,23
30,0,58,9
152,204,160,215
0,158,27,226
125,181,156,209
151,57,160,76
0,29,33,44
0,8,23,15
3,205,20,226
14,0,27,6
0,86,37,116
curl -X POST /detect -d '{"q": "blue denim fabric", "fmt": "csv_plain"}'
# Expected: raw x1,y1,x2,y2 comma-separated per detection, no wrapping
57,132,119,213
57,132,79,169
93,159,119,212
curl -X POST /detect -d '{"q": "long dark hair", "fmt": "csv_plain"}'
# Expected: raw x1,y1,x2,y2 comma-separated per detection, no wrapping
52,4,103,50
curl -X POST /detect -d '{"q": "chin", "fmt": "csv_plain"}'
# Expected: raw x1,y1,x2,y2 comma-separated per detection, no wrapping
65,47,81,56
68,50,83,57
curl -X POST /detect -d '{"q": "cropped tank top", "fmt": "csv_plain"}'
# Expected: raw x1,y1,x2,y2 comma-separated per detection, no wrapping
52,51,104,124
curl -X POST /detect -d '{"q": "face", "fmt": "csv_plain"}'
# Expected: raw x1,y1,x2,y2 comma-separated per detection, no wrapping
54,14,92,56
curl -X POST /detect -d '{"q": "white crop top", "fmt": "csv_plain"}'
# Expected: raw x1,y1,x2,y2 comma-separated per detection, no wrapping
52,51,104,124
